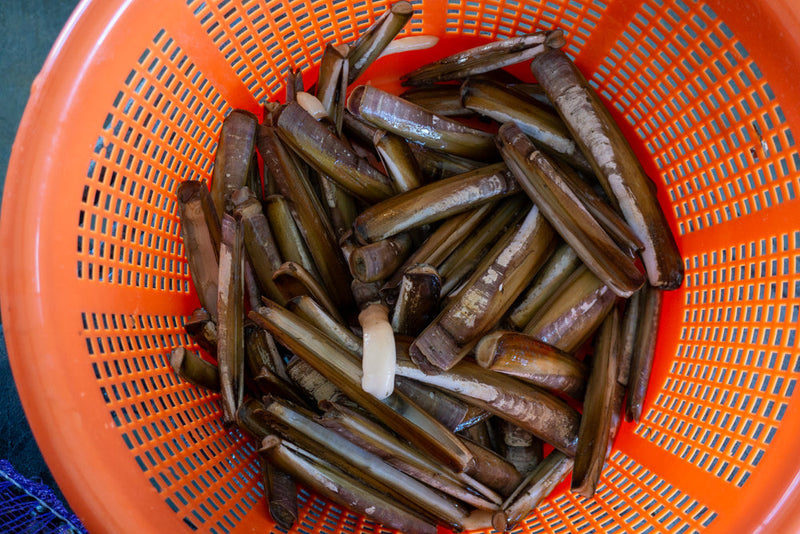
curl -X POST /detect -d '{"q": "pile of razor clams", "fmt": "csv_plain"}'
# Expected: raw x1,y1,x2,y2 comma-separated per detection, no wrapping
171,3,682,532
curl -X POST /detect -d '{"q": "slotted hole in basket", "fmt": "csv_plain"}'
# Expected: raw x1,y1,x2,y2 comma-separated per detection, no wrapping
593,0,799,236
639,224,800,490
77,29,227,291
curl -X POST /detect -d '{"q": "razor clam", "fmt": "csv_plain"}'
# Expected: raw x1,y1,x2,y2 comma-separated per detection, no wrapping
260,460,297,530
348,84,498,161
395,355,580,456
411,204,556,371
259,397,469,530
263,194,319,279
275,101,394,203
316,42,350,133
217,214,245,424
618,288,643,387
286,357,343,406
169,347,220,392
493,451,573,532
408,142,486,180
184,308,217,357
401,84,473,117
626,284,663,422
461,438,524,497
475,331,587,399
273,261,345,325
401,30,565,86
531,47,683,289
294,91,361,239
554,158,644,256
353,162,518,243
177,181,221,319
253,366,310,408
495,420,544,475
373,128,425,193
349,233,413,283
245,326,289,383
438,194,529,296
391,264,441,336
572,307,620,498
497,121,645,298
348,1,414,84
523,265,618,354
231,187,286,305
353,280,396,400
210,110,258,216
461,77,592,172
507,242,581,329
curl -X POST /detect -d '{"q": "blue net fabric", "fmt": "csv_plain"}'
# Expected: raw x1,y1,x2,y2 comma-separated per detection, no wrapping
0,460,86,533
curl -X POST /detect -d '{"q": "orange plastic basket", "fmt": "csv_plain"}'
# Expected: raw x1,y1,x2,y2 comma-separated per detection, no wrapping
3,0,800,532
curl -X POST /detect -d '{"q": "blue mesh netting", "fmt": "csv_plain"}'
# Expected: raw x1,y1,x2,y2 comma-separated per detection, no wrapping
0,460,87,533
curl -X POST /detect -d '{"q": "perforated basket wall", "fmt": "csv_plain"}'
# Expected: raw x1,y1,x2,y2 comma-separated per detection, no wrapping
3,0,800,533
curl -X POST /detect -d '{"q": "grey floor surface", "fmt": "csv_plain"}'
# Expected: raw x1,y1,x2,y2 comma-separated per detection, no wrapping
1,0,80,505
